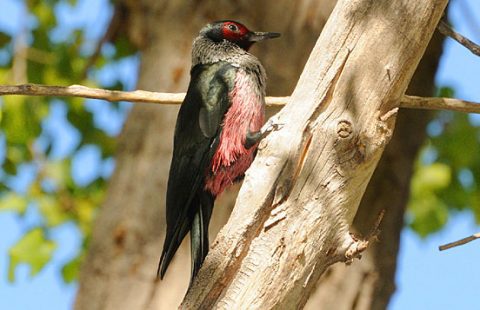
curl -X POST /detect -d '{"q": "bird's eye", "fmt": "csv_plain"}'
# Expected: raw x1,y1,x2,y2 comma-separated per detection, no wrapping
228,24,238,31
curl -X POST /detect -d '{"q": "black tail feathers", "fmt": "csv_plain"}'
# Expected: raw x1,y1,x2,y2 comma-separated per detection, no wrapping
157,191,214,282
157,217,190,279
190,193,213,282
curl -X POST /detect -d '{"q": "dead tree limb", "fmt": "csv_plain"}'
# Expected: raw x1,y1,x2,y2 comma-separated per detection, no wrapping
1,84,480,115
439,232,480,251
438,20,480,57
179,0,448,308
401,95,480,114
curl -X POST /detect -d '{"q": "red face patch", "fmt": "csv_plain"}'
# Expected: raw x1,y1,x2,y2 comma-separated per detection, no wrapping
221,21,249,41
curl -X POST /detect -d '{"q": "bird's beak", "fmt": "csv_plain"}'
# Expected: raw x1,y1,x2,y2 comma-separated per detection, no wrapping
247,31,281,42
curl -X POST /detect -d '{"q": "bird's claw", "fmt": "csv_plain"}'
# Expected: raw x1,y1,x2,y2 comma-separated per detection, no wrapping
261,121,284,136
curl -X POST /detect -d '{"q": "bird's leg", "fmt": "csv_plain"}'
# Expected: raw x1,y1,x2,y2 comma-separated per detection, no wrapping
245,129,263,149
244,121,283,149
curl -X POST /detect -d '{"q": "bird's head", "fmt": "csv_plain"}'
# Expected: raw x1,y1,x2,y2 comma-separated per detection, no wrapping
200,20,281,51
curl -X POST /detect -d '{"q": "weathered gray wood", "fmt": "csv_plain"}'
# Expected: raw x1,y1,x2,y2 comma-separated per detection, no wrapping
305,30,445,310
181,0,448,308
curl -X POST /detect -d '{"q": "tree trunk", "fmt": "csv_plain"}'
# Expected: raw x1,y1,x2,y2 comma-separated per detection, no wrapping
75,1,335,309
305,31,444,310
180,0,447,308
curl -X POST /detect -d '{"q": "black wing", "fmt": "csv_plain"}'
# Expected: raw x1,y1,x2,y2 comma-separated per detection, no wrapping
158,62,237,279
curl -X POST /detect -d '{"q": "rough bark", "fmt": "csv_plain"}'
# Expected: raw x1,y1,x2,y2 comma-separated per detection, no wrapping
305,31,444,310
75,1,332,309
181,0,447,308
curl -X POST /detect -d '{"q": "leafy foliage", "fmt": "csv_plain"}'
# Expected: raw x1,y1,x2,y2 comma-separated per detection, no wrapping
8,228,57,281
408,161,450,237
0,0,136,283
407,87,480,236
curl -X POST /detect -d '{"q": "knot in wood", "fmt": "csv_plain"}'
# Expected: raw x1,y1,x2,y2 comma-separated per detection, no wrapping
337,120,353,139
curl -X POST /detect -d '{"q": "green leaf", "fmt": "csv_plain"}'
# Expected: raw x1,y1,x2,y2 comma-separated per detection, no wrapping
411,163,451,194
4,144,30,175
75,198,96,234
0,69,9,89
0,32,11,48
43,160,71,186
8,228,57,282
30,1,56,28
433,114,480,168
437,86,455,98
57,44,75,79
38,196,67,227
2,96,43,146
0,193,29,214
61,255,82,283
408,162,452,236
3,156,18,175
114,36,136,59
408,193,449,237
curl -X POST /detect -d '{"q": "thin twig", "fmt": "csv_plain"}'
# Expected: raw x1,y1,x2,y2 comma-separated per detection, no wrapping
0,83,187,104
0,84,479,115
366,209,385,241
439,232,480,251
400,95,480,114
438,20,480,57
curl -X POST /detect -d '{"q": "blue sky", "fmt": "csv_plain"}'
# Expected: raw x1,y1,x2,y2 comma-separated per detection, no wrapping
1,1,480,309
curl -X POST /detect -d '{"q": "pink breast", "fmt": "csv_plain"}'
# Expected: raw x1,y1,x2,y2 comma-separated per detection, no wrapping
204,71,265,197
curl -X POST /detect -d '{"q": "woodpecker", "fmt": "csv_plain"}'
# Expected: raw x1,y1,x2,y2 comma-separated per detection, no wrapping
158,20,280,282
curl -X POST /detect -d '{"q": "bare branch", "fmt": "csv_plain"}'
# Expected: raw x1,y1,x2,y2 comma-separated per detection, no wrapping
0,84,288,107
439,232,480,251
401,95,480,114
0,84,186,104
438,20,480,57
366,209,385,241
1,84,479,116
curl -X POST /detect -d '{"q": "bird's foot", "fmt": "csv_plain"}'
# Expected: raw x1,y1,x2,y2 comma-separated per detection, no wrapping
245,121,283,149
261,120,284,136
